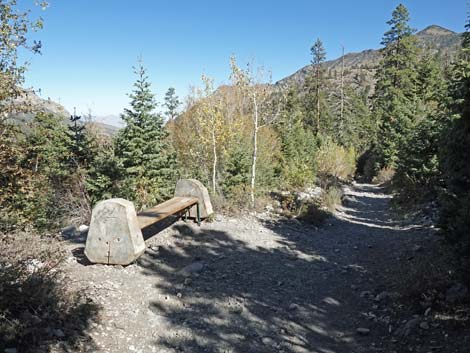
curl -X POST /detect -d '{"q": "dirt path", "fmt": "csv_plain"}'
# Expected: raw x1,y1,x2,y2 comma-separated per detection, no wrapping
63,183,442,353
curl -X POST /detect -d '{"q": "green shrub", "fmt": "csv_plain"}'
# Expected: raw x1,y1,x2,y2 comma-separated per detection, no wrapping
394,118,443,203
355,148,379,182
438,28,470,272
296,200,330,226
316,137,356,183
439,116,470,268
279,120,317,189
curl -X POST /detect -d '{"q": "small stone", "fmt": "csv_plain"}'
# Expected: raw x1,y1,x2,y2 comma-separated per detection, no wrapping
419,322,430,330
178,262,204,276
288,303,299,311
356,327,370,335
4,349,17,353
261,337,275,346
61,225,76,238
176,292,183,298
413,244,423,252
375,291,391,302
52,329,65,338
78,224,89,233
395,318,420,337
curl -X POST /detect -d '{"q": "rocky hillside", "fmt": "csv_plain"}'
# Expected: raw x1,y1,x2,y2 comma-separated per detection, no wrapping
5,90,120,136
6,90,70,123
276,25,462,92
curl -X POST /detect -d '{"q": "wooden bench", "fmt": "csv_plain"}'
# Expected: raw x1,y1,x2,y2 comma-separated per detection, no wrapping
84,179,213,265
138,196,200,228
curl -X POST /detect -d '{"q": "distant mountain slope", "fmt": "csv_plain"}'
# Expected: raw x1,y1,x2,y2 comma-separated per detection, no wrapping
276,25,462,91
5,91,120,136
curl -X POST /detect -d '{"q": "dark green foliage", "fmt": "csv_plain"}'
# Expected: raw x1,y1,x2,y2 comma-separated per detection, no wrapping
374,4,420,168
86,140,122,205
0,113,84,231
336,84,375,152
115,62,177,209
26,113,71,180
305,38,330,134
68,113,92,167
275,88,317,189
393,51,448,202
439,23,470,264
163,87,181,121
23,113,73,229
221,142,251,197
394,118,443,202
0,122,36,230
280,119,317,188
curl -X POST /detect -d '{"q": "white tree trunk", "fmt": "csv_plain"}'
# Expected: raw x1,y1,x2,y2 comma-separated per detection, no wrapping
340,45,345,123
211,127,217,193
316,65,321,133
251,92,258,208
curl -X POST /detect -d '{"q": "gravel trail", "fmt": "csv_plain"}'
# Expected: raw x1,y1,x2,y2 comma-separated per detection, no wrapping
64,183,439,353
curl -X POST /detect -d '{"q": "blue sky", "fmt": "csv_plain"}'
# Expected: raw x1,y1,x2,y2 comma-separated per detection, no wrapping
19,0,466,125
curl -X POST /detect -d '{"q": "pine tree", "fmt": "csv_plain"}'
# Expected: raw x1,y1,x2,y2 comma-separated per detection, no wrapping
86,140,122,205
26,113,72,180
68,111,92,167
115,62,177,208
275,87,317,188
163,87,181,121
373,4,420,168
393,50,448,202
305,38,328,133
438,19,470,262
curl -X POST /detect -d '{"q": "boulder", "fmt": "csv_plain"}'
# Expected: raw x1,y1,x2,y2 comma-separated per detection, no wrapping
174,179,213,218
84,198,145,265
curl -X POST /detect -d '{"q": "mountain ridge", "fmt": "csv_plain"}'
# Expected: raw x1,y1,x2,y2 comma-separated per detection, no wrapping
276,24,462,90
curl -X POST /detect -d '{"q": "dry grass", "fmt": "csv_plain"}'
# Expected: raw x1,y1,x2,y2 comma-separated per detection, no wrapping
323,187,343,213
316,139,357,182
0,231,99,352
373,166,395,185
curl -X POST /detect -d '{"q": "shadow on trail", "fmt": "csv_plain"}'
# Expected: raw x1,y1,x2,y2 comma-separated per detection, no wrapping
136,183,425,353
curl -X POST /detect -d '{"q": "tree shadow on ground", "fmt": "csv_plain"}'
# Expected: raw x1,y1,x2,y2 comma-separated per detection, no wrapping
136,184,424,353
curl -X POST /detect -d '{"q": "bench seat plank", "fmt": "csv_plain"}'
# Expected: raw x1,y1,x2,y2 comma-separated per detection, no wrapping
137,196,198,229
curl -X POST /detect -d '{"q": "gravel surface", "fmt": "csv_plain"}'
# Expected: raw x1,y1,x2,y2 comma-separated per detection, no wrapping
60,183,468,353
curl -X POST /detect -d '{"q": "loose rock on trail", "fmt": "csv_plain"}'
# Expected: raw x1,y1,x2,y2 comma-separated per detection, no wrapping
61,183,467,353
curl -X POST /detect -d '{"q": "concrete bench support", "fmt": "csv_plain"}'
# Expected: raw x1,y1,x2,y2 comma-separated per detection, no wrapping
84,198,145,265
174,179,213,219
84,179,214,265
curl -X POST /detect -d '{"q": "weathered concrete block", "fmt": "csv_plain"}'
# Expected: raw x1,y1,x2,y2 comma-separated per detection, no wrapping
85,198,145,265
174,179,214,218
